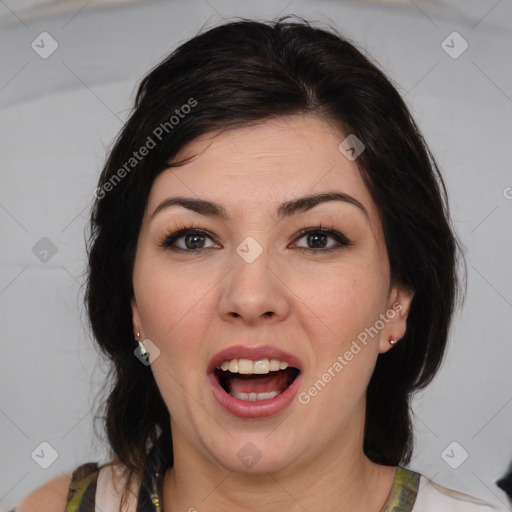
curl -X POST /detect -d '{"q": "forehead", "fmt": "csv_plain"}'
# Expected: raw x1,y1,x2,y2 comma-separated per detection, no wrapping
148,115,379,223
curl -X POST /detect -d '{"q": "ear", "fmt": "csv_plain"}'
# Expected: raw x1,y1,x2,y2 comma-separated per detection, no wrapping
131,296,142,339
378,283,414,354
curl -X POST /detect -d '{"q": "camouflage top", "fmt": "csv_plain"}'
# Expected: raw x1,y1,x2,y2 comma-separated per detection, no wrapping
63,455,420,512
10,442,505,511
65,440,166,512
10,440,422,512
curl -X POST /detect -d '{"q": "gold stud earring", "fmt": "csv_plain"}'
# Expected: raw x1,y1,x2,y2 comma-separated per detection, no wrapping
389,338,399,345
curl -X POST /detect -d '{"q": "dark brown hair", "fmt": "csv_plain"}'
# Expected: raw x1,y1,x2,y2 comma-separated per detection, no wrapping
86,15,462,504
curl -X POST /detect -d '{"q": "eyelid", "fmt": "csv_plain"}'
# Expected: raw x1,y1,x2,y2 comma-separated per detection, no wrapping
290,226,352,252
158,223,352,256
157,224,220,250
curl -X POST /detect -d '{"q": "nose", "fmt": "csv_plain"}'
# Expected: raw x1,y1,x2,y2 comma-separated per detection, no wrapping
218,243,291,325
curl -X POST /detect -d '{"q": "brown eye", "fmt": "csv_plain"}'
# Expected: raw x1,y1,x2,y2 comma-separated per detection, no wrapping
306,232,328,249
184,233,206,250
159,229,219,252
293,227,351,253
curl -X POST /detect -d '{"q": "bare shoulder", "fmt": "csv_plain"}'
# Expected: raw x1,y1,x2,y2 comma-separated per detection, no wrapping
15,473,72,512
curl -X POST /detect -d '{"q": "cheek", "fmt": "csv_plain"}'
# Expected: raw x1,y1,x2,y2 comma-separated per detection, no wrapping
133,262,212,413
291,260,389,347
133,254,214,343
294,270,385,417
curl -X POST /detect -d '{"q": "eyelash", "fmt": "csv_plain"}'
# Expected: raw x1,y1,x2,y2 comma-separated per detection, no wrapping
157,223,352,254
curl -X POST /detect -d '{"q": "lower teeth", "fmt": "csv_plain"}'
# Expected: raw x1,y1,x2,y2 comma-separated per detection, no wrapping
230,390,280,401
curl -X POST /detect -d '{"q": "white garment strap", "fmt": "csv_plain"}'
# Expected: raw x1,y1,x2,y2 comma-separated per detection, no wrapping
413,476,506,511
96,464,139,512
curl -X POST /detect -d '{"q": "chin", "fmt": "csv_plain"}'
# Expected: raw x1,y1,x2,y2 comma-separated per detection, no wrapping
205,435,303,475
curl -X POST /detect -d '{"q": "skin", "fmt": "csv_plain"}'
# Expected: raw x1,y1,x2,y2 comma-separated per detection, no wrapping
16,474,71,512
131,114,413,512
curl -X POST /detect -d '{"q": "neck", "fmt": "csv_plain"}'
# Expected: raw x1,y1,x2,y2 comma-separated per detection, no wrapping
162,425,396,512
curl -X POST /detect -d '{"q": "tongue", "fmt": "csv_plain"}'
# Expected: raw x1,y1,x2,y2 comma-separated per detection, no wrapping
228,371,289,395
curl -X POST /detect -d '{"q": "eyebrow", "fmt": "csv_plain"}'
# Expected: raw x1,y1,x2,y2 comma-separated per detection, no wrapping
151,191,368,221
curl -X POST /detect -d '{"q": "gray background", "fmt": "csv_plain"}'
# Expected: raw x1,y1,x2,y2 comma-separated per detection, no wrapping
1,0,511,510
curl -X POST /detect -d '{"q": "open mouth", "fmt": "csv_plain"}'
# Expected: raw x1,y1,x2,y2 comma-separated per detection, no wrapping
215,362,301,402
207,347,304,418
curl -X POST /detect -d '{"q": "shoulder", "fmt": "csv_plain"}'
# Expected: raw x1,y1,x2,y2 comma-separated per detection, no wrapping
15,473,72,512
15,461,101,512
413,475,509,511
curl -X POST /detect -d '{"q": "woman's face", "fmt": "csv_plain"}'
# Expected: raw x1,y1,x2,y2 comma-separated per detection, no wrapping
131,115,412,474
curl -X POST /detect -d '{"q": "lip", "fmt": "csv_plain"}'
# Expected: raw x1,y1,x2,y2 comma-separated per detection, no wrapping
208,370,303,419
207,344,303,374
207,344,304,419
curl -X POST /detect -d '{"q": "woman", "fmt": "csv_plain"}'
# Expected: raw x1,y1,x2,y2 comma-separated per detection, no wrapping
15,16,506,512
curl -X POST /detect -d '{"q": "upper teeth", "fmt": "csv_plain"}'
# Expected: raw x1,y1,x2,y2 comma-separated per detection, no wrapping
218,359,289,374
